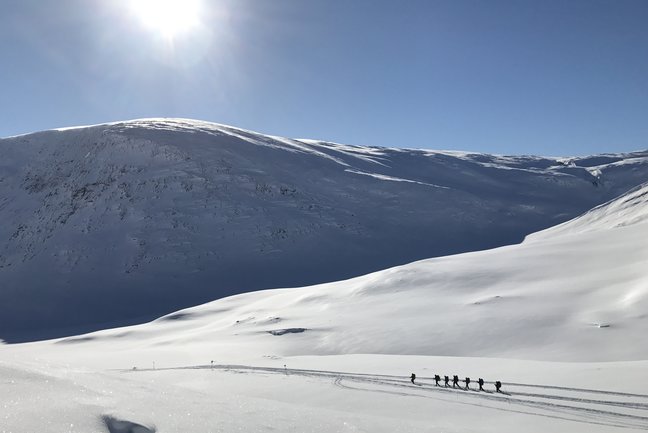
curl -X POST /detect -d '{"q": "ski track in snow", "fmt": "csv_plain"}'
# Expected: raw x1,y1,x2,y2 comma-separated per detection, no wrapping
125,364,648,431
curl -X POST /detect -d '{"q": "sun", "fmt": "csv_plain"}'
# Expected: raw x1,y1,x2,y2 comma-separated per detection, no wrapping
131,0,202,39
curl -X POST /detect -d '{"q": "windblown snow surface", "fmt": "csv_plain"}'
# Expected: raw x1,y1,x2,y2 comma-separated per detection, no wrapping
2,118,648,342
1,180,648,432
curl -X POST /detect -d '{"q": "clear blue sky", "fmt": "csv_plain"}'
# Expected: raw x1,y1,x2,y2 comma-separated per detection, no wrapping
1,0,647,155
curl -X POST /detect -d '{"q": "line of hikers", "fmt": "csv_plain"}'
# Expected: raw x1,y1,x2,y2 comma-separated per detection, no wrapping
410,373,502,393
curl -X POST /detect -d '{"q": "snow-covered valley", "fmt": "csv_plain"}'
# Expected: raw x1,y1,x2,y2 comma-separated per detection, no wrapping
2,118,648,342
1,121,648,432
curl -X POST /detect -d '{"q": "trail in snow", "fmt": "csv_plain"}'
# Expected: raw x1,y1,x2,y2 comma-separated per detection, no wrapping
124,364,648,430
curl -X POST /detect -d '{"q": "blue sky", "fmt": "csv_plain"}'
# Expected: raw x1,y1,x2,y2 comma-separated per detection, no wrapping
1,0,647,155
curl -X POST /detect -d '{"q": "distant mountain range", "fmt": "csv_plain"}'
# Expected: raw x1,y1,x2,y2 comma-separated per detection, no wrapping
1,118,647,342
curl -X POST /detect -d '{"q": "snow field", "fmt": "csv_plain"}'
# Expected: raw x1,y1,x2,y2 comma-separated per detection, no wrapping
2,354,648,432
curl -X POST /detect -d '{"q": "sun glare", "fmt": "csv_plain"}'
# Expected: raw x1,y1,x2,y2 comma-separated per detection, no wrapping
131,0,202,39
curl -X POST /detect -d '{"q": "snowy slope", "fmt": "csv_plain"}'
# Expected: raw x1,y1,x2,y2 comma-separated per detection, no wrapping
528,181,648,239
27,181,648,363
1,177,648,433
1,118,648,341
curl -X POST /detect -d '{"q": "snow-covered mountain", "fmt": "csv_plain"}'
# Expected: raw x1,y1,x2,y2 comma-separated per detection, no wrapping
1,118,648,341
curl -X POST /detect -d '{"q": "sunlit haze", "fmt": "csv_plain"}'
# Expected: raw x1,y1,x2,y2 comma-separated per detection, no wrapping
0,0,647,155
131,0,202,40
